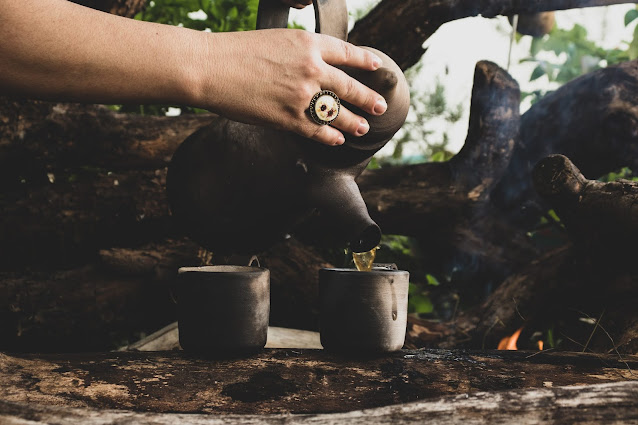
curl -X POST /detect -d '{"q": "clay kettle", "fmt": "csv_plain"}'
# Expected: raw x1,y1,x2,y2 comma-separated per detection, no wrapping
166,0,410,256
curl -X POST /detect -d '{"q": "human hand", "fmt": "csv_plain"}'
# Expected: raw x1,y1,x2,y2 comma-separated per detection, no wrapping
199,29,387,146
280,0,312,9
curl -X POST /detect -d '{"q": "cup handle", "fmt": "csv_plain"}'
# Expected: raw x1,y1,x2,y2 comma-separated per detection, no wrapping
248,255,260,268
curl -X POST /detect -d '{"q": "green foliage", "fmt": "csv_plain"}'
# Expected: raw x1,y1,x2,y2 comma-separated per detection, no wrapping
521,8,638,103
408,283,434,314
136,0,259,33
598,167,638,182
372,64,461,168
523,24,628,85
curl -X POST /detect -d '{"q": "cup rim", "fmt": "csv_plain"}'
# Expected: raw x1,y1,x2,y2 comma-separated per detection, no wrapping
178,265,267,274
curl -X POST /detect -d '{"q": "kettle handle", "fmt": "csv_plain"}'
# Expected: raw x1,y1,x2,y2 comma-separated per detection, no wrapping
256,0,348,41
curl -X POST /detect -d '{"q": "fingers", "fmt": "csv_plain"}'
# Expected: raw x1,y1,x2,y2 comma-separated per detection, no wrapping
296,105,369,147
331,106,369,138
323,66,387,117
303,123,346,146
319,35,383,71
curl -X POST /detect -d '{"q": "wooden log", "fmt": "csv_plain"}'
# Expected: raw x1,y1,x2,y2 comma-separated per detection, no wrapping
1,380,637,424
0,265,179,352
532,154,638,260
0,99,215,172
493,59,638,228
354,60,536,279
0,349,636,415
350,0,634,71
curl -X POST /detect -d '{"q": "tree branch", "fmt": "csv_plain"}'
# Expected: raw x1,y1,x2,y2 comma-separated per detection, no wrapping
349,0,636,70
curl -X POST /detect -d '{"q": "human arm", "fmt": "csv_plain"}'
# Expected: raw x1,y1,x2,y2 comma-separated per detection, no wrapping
0,0,386,146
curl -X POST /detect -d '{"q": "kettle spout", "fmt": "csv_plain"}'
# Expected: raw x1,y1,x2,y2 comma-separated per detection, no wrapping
309,172,381,253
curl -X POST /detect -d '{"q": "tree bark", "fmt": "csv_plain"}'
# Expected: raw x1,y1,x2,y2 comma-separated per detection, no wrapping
492,59,638,228
0,349,635,415
532,154,638,260
419,154,638,353
350,0,636,71
0,264,181,352
1,381,637,424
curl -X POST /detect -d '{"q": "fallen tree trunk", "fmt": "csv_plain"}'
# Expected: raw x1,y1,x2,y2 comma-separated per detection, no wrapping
493,59,638,228
416,154,638,353
1,380,637,424
0,349,635,414
533,154,638,260
0,264,180,352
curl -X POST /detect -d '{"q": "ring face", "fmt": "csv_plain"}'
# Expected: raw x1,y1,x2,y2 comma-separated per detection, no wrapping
309,90,340,125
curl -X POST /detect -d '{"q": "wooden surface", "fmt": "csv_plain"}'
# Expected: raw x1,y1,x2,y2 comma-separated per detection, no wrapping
117,322,323,351
1,349,636,415
1,380,637,424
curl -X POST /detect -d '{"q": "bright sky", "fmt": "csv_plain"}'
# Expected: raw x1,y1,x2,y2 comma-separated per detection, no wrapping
291,1,638,156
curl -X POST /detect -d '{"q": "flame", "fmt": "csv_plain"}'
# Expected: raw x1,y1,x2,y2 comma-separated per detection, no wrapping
498,327,523,350
537,340,544,350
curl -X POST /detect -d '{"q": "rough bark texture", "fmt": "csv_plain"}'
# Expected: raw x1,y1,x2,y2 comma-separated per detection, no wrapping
0,350,636,415
422,155,638,353
349,0,635,71
533,154,638,259
493,60,638,228
356,60,534,282
1,381,637,424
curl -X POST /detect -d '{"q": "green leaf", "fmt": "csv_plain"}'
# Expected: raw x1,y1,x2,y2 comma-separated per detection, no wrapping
408,294,434,314
628,24,638,60
425,274,440,286
547,209,561,222
530,64,546,81
625,9,638,26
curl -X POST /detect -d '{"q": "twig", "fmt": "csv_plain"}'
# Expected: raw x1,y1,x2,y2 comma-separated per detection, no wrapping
524,347,557,359
582,309,605,353
513,297,525,321
573,308,634,376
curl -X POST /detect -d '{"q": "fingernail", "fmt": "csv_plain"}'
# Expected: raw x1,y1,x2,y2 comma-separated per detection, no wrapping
335,134,345,145
372,54,383,69
356,120,370,136
373,98,387,115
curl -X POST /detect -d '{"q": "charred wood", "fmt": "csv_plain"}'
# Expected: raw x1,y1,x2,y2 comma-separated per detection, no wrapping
0,349,635,415
493,59,638,228
533,154,638,262
0,265,178,352
1,381,637,424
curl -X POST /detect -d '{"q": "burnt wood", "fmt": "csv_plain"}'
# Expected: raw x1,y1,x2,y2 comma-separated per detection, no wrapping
0,349,636,415
1,381,637,424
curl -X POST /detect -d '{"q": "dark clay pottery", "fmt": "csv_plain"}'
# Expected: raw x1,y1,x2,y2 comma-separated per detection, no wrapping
319,266,409,353
166,0,410,256
176,265,270,354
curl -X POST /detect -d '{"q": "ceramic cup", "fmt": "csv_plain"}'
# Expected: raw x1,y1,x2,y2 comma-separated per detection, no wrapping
176,263,270,354
319,265,409,353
